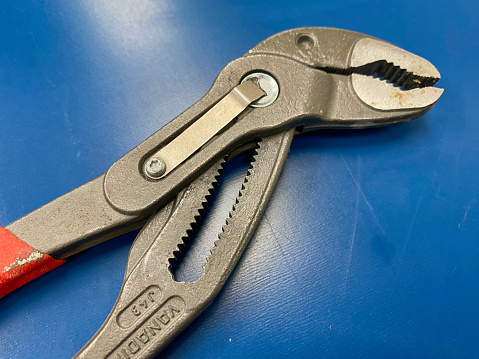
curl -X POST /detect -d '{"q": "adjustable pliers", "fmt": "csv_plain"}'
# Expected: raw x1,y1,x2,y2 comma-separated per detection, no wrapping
0,27,442,358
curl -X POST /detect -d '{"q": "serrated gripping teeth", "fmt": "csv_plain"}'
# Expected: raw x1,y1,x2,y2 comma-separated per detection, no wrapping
74,131,295,359
350,38,444,110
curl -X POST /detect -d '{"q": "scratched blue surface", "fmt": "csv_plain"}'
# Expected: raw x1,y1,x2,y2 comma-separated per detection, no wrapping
0,1,478,358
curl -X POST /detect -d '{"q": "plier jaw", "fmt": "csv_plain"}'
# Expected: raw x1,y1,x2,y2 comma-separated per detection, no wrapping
246,27,443,129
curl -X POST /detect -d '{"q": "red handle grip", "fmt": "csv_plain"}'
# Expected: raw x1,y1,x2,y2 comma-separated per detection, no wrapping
0,226,66,299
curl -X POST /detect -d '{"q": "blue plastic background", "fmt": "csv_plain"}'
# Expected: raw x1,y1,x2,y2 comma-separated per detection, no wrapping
0,1,478,358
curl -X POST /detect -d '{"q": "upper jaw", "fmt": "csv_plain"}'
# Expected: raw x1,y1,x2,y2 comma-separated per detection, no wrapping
247,27,443,125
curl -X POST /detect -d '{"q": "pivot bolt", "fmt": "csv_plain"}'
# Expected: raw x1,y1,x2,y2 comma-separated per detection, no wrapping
241,72,279,108
145,157,166,178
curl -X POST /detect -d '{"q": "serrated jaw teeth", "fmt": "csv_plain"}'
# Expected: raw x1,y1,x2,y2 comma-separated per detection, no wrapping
350,38,443,110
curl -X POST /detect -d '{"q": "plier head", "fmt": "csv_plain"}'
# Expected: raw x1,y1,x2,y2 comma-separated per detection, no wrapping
234,27,443,130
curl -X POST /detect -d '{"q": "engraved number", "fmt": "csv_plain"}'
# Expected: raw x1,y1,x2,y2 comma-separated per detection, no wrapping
131,305,141,316
130,290,157,317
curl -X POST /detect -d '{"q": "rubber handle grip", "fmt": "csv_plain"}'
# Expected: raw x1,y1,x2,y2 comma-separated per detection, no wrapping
0,226,66,299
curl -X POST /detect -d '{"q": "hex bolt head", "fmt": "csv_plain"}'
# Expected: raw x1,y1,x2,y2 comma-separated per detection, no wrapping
241,72,279,107
145,157,166,178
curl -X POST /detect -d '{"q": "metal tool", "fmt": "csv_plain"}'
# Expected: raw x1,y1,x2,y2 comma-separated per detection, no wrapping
0,27,442,357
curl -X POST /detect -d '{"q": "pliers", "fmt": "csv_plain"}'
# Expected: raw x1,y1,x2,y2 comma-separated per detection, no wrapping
0,27,443,358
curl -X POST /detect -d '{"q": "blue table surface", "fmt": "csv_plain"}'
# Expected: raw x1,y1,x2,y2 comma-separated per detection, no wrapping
1,1,478,358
